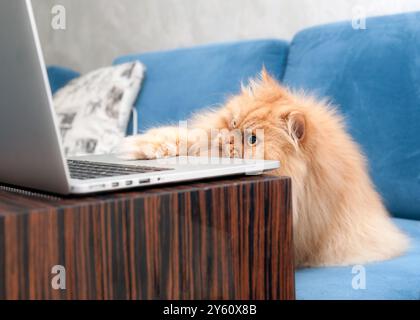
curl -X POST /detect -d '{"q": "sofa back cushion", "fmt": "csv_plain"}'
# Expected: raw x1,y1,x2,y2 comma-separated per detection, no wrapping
283,12,420,220
47,66,80,94
114,39,289,133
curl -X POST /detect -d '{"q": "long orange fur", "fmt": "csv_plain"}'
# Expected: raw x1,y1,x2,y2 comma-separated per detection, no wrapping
118,70,409,267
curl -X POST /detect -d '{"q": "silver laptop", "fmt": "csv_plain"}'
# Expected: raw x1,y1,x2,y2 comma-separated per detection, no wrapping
0,0,279,195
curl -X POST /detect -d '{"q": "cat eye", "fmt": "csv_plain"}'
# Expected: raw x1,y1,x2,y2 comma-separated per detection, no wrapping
247,134,258,146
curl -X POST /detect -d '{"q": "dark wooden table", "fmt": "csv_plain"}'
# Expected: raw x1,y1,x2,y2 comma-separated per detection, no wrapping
0,175,294,300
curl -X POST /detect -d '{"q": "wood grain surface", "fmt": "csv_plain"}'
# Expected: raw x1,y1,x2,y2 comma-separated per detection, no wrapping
0,175,294,300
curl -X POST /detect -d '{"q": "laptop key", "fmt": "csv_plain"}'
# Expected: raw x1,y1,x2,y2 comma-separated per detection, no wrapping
67,160,173,180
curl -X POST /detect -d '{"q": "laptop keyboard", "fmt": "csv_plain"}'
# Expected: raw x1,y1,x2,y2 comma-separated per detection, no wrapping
67,160,172,180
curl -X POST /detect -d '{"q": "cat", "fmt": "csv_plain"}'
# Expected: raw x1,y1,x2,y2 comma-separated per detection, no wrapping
117,70,409,267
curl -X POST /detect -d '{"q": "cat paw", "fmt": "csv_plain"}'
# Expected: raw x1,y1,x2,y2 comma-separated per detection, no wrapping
117,135,178,160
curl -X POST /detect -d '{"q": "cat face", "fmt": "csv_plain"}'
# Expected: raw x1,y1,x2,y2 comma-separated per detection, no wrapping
216,70,307,165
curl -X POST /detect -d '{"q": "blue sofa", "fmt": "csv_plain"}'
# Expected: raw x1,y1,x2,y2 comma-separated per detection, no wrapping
48,11,420,300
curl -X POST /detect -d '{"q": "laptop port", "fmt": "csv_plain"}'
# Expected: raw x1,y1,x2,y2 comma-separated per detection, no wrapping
139,179,151,184
112,182,119,188
125,180,133,186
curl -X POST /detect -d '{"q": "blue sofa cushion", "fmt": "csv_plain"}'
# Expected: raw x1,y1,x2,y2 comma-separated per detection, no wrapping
296,218,420,300
283,12,420,220
47,66,80,94
113,39,289,133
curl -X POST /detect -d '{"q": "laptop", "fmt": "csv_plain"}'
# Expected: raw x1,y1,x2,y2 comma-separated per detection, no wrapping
0,0,279,195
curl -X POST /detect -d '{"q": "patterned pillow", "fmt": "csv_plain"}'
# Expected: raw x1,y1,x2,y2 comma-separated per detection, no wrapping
53,62,145,156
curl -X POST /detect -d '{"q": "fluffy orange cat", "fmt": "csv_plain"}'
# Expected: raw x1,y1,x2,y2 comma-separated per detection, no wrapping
118,70,409,267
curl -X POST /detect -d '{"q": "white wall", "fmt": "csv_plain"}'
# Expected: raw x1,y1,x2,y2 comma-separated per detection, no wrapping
32,0,420,72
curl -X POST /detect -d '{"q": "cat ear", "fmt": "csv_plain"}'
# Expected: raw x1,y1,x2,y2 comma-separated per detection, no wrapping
285,111,306,142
